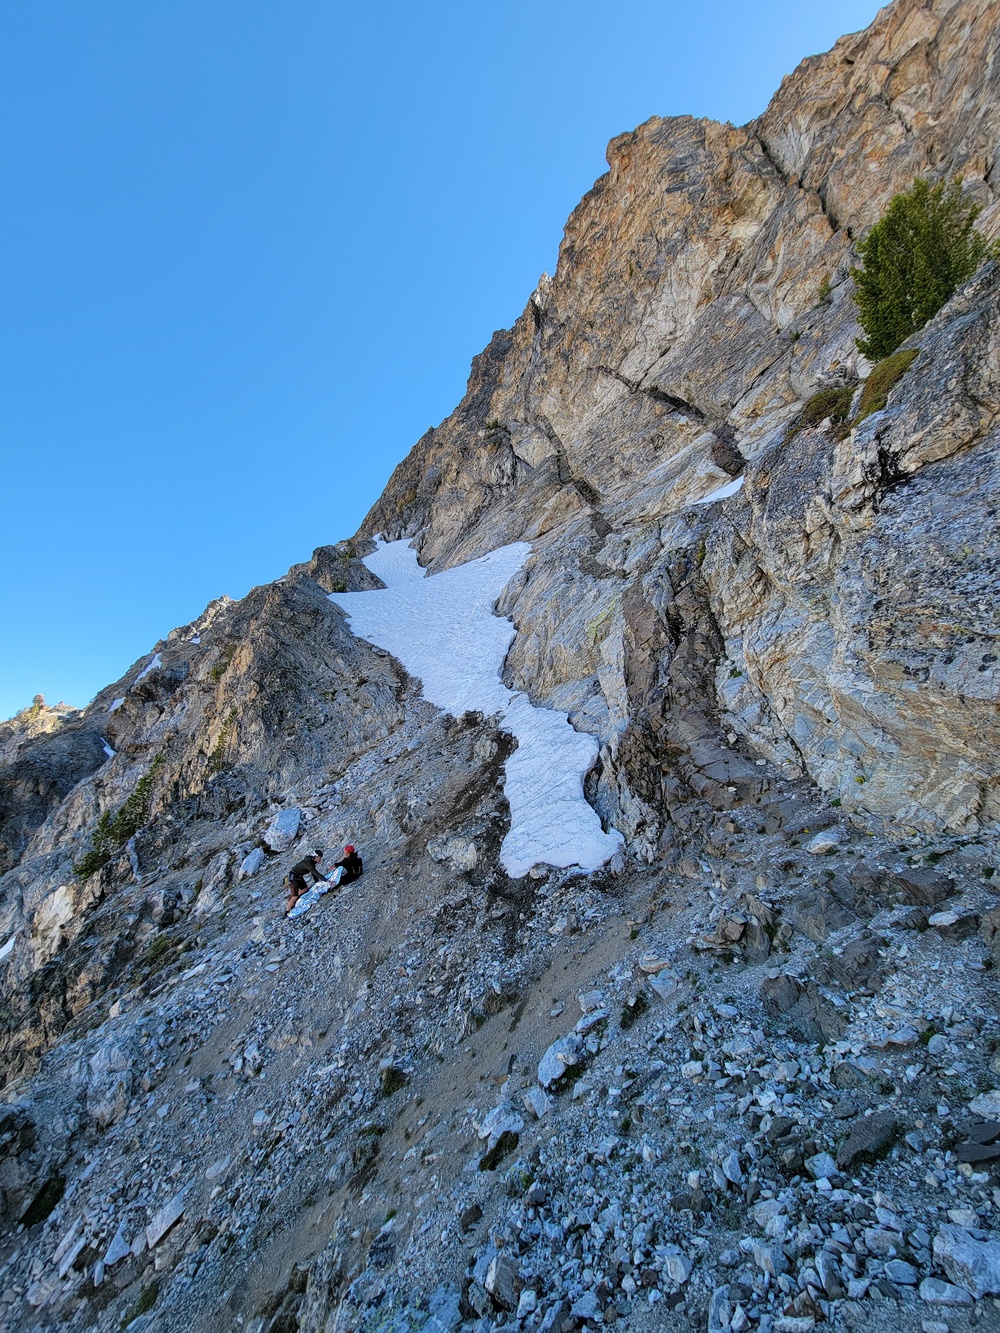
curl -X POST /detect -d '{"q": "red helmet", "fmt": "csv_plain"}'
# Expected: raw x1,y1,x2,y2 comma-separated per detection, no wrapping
344,844,355,855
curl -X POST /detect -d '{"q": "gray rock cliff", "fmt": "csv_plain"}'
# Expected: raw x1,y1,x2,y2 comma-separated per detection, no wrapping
1,3,1000,1331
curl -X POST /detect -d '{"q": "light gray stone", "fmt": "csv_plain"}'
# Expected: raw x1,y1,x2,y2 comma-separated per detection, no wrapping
884,1259,919,1284
662,1249,693,1284
426,835,478,871
537,1034,583,1089
104,1220,131,1267
722,1150,743,1184
145,1185,189,1248
707,1284,732,1333
932,1223,1000,1297
969,1090,1000,1119
752,1240,787,1276
523,1086,552,1119
805,1151,837,1180
805,829,843,855
238,847,265,879
484,1254,521,1311
263,808,300,852
918,1277,974,1306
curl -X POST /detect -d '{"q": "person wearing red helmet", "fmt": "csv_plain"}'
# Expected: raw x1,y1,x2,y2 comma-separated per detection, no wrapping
333,844,363,885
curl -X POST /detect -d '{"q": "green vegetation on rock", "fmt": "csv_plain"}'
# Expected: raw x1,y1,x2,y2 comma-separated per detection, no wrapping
852,176,996,360
208,642,237,683
785,385,855,442
72,755,163,879
854,347,921,422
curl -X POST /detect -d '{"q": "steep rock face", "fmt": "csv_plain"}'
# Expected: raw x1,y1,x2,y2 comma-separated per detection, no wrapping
0,706,108,875
707,264,1000,827
361,0,1000,833
2,3,1000,1331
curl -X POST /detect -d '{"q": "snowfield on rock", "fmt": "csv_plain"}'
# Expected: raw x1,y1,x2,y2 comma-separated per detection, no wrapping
330,539,623,877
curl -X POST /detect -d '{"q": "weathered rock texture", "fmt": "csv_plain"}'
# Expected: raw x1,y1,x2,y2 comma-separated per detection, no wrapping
364,0,1000,834
1,2,1000,1332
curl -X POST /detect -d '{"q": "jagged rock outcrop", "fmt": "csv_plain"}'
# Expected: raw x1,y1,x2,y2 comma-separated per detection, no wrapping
2,2,1000,1331
362,0,1000,835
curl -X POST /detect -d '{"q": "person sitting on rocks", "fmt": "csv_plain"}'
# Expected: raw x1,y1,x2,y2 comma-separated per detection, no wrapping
285,848,329,915
333,844,363,885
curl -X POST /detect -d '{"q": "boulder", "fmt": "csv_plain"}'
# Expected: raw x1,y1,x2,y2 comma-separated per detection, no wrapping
760,973,845,1043
264,808,301,852
238,847,266,879
483,1253,522,1311
932,1224,1000,1298
888,867,954,906
426,836,478,871
836,1111,897,1170
537,1034,583,1089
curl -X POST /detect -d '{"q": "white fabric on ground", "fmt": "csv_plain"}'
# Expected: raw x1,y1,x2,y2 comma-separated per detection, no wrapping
330,540,622,877
287,865,344,920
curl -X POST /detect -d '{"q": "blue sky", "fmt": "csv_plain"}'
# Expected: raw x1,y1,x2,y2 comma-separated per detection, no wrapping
0,1,883,720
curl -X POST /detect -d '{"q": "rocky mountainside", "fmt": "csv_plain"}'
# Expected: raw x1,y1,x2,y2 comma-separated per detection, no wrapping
2,2,1000,1332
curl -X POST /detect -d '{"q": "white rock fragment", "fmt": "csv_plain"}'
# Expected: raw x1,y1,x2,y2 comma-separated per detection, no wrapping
662,1249,693,1283
477,1103,524,1148
58,1236,87,1280
205,1157,230,1181
484,1253,521,1310
238,847,265,879
707,1284,732,1332
264,808,301,852
53,1217,82,1269
523,1086,552,1119
805,828,843,854
145,1185,189,1248
537,1034,583,1089
722,1150,743,1185
749,1198,784,1229
426,836,478,871
648,969,682,1001
577,989,604,1014
104,1220,131,1266
638,952,671,974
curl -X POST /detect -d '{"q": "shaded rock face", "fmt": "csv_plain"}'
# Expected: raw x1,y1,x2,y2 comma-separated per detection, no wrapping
3,4,1000,1332
0,725,109,875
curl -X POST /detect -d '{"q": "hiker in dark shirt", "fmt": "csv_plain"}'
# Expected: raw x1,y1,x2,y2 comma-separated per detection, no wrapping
285,848,329,914
334,845,363,884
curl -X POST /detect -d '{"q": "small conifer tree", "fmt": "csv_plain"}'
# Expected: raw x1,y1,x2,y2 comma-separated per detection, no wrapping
852,176,995,360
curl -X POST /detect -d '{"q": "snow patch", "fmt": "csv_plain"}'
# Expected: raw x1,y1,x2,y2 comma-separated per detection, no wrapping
695,475,744,505
189,634,201,645
108,698,125,713
134,653,162,683
0,933,15,962
330,540,622,877
100,739,116,758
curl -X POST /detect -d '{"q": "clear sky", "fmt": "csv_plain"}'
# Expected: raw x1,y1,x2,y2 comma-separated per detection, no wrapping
0,0,884,720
